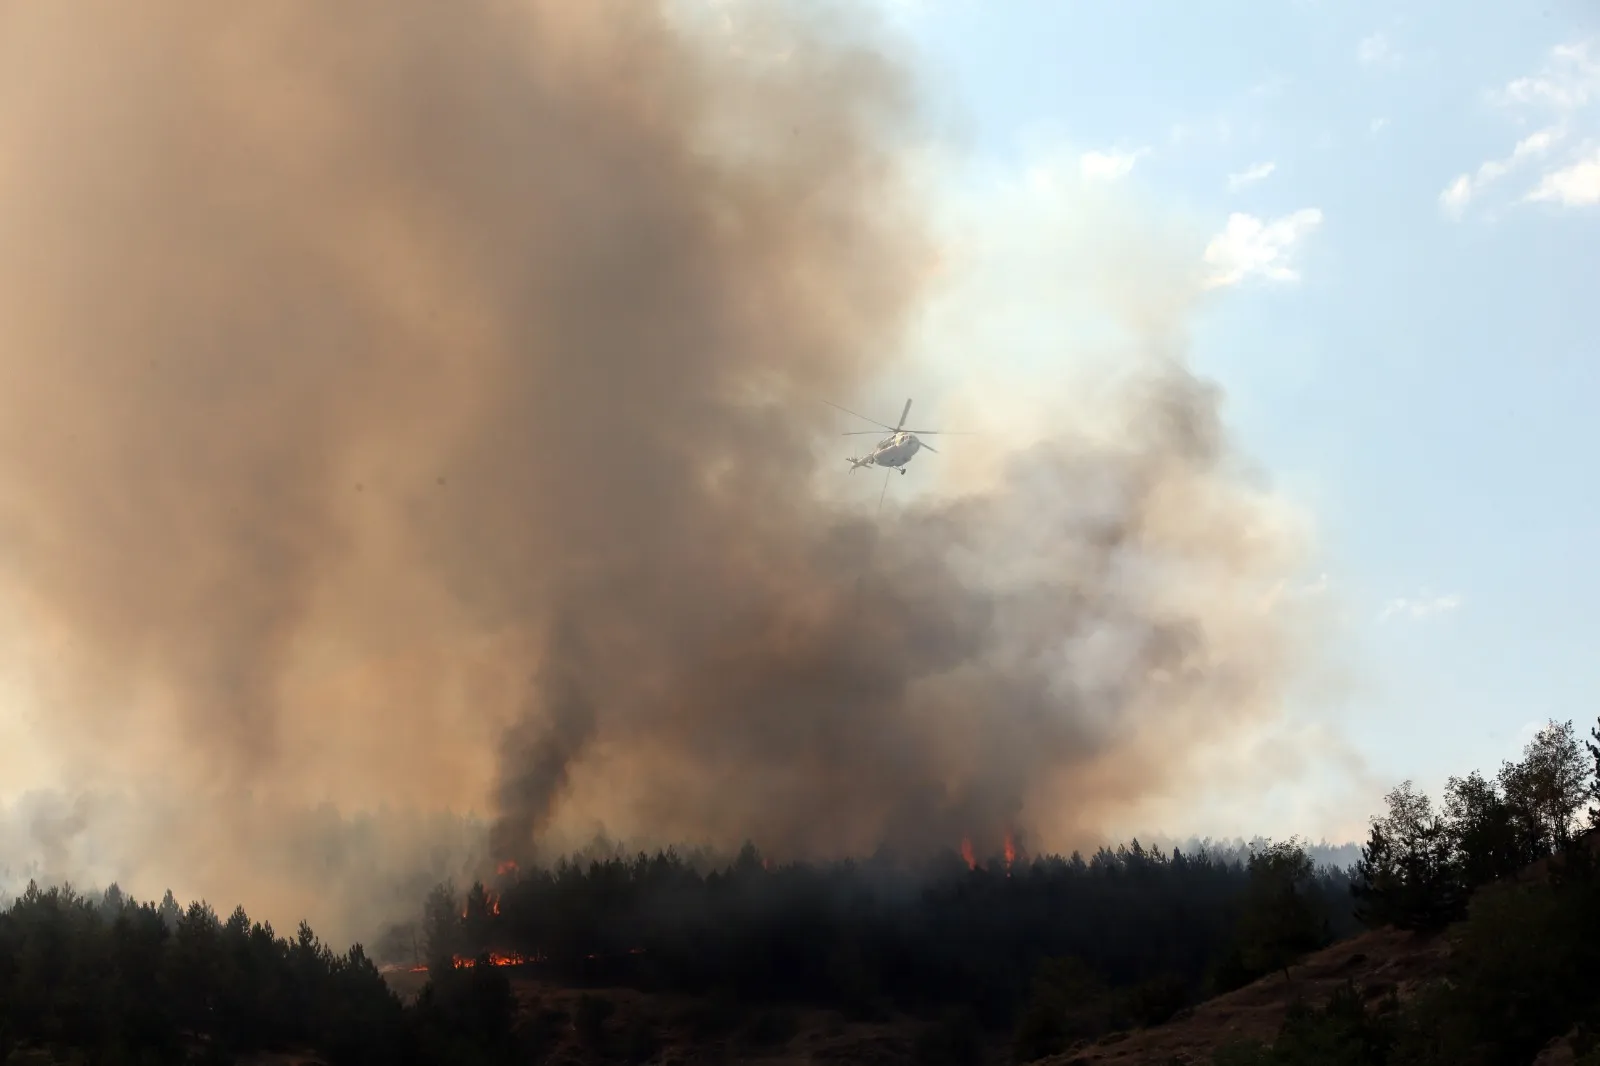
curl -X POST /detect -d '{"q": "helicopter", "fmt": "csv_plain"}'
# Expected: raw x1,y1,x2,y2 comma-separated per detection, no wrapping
824,397,954,475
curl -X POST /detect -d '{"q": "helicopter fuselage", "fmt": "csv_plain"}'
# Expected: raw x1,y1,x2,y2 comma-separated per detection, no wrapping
853,432,921,472
832,397,944,478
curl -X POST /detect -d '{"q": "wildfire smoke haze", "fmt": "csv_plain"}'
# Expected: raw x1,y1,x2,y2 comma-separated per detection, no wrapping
0,0,1326,943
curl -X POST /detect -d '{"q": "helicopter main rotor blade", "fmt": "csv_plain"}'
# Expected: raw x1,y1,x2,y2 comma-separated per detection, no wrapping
822,399,899,433
841,430,887,436
918,441,939,454
901,430,977,436
895,398,913,430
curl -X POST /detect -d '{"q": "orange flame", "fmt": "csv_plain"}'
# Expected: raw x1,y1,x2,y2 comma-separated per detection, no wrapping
496,860,519,877
412,946,642,973
450,951,528,969
960,838,976,869
1003,833,1016,868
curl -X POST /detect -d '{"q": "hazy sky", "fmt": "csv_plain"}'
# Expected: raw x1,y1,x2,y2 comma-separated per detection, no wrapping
854,0,1599,835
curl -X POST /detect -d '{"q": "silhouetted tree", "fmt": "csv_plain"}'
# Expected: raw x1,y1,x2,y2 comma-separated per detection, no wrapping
421,882,462,971
1236,841,1328,981
1352,782,1458,930
1588,715,1600,828
1499,719,1590,854
1442,771,1523,888
461,881,495,959
97,882,125,923
157,888,182,933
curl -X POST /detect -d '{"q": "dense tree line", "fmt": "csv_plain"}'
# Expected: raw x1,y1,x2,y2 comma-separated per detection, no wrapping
416,833,1358,1059
431,836,1358,1014
0,836,1355,1063
1215,715,1600,1066
0,880,540,1064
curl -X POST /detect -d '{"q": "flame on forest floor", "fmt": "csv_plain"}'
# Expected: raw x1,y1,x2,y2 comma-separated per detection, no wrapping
451,951,533,969
398,947,647,974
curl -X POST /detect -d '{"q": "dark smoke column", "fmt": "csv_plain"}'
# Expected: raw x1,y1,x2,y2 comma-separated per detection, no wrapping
489,614,597,866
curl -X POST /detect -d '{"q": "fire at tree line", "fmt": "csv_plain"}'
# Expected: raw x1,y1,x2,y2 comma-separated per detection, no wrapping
0,719,1596,1065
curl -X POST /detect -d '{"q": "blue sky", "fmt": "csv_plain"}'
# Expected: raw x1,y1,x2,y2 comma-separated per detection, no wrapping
866,0,1600,833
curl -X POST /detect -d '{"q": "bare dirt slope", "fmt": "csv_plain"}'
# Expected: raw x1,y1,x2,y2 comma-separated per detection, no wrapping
1034,926,1450,1066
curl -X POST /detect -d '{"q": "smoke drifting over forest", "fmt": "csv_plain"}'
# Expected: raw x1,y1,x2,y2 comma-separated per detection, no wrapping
0,0,1320,941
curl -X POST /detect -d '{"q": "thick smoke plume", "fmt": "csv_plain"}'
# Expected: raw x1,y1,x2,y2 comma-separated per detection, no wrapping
0,1,1317,940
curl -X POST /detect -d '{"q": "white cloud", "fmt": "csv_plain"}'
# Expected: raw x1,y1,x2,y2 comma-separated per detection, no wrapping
1357,32,1400,68
1492,39,1599,112
1439,175,1473,216
1439,126,1565,217
1078,147,1149,182
1202,209,1323,288
1378,594,1463,622
1525,145,1600,205
1494,126,1563,173
1227,161,1276,191
1448,38,1600,216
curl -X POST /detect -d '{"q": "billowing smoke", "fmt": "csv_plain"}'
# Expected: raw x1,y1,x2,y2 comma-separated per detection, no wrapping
0,0,1321,941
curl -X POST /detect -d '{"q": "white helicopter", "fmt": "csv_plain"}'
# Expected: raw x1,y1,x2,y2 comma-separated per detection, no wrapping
824,397,953,475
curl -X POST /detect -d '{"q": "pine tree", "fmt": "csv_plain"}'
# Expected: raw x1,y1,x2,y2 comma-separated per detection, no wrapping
157,888,182,934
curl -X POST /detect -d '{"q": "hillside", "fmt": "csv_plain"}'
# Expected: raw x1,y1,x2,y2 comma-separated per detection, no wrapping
1035,824,1600,1066
1034,927,1448,1066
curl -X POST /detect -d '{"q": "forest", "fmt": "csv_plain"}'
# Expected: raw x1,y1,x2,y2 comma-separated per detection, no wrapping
0,715,1594,1065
